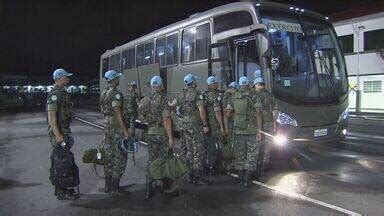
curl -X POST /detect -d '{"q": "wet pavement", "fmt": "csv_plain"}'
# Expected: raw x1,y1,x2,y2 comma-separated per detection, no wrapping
0,111,384,215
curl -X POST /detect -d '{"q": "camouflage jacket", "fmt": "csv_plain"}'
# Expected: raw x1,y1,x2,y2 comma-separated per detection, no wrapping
203,89,223,129
46,85,74,133
138,91,171,135
175,87,205,128
256,89,276,123
124,90,139,118
100,86,124,128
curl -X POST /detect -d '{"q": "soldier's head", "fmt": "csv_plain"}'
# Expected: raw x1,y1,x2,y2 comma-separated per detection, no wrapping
253,77,265,91
104,70,122,87
238,76,249,89
184,73,198,88
127,81,137,91
53,68,73,87
150,75,163,92
227,81,238,94
206,76,219,90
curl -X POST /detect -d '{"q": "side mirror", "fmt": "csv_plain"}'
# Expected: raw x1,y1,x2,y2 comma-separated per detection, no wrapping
257,33,269,58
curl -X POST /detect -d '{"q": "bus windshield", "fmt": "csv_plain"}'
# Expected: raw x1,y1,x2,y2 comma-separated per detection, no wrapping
259,10,348,105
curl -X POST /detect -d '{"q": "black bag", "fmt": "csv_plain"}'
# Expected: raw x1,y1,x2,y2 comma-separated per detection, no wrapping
49,146,80,188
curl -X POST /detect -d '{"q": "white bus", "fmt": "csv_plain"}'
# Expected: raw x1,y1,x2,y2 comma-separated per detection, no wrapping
100,2,349,147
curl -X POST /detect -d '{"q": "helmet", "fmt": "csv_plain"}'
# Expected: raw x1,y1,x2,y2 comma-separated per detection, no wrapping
228,82,238,89
238,76,249,86
184,74,198,85
254,69,262,78
53,68,73,80
150,76,163,87
104,70,122,82
253,77,265,85
119,137,139,154
206,76,219,85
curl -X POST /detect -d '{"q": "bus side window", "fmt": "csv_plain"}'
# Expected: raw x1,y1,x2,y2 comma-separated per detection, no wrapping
122,49,129,70
196,23,211,60
102,58,109,73
128,48,135,68
144,42,154,65
156,37,166,67
136,44,144,67
110,53,121,72
182,27,196,63
166,33,179,66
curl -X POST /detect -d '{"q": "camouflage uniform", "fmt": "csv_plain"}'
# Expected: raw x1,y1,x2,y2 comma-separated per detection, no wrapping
256,89,276,166
138,91,170,165
47,84,74,147
221,91,236,169
203,89,223,168
175,87,205,175
228,87,261,172
100,86,127,179
46,84,75,198
124,90,139,133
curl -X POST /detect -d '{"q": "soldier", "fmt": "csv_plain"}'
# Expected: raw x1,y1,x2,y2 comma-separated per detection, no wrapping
203,76,225,173
253,77,276,175
99,70,131,195
124,81,140,136
171,73,210,185
226,76,262,187
221,82,238,171
47,68,78,200
138,75,177,199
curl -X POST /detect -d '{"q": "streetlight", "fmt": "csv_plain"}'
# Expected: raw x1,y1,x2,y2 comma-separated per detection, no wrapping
352,24,365,113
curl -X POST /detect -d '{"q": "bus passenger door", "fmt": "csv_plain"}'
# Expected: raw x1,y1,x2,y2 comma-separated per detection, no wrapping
208,42,233,90
137,63,160,97
235,36,261,82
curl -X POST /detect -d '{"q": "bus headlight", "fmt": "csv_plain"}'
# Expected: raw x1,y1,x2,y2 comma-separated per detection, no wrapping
276,111,298,127
274,134,288,146
337,108,349,122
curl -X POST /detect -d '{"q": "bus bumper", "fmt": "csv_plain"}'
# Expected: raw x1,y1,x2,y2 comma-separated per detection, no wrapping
273,119,348,147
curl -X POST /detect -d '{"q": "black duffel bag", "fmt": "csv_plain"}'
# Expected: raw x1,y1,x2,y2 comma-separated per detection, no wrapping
49,146,80,188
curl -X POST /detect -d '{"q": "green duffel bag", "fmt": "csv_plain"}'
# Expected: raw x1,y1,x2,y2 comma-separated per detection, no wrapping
148,150,188,180
82,148,105,165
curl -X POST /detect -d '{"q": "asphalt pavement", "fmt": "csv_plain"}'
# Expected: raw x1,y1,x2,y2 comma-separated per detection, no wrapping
1,110,384,215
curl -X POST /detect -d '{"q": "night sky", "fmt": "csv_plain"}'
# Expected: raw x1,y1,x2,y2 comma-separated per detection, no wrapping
0,0,380,80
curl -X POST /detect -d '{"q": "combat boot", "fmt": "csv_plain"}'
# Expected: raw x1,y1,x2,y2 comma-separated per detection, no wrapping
104,175,112,193
243,170,253,187
145,179,153,200
111,178,130,196
193,170,212,185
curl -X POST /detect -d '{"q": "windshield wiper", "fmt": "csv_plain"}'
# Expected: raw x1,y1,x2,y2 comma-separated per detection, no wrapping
316,50,339,101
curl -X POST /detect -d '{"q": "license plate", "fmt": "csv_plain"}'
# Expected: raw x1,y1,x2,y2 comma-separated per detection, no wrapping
314,128,327,137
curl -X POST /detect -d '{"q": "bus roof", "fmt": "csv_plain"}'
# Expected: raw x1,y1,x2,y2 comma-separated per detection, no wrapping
101,2,257,58
101,2,329,58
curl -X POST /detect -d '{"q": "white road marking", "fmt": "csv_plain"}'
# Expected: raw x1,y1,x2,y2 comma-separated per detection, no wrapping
229,173,362,216
74,116,104,130
76,115,363,215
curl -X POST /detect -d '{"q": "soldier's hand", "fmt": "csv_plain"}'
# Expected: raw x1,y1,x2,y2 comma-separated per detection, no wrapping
257,132,262,141
203,126,210,134
168,138,175,150
56,134,64,143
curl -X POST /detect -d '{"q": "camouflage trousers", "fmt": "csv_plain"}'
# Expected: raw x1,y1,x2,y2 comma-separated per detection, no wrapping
234,134,260,171
261,122,274,165
204,125,221,167
181,127,205,172
104,126,127,179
